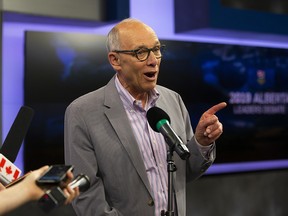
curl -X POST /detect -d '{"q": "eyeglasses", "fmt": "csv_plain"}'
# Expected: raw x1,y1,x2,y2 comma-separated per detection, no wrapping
112,45,165,61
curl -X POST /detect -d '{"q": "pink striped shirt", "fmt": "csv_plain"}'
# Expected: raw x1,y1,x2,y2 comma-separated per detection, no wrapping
115,77,168,216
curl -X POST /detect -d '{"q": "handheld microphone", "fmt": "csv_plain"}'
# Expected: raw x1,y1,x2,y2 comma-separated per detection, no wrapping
0,106,34,185
38,174,90,212
147,107,190,160
69,173,90,192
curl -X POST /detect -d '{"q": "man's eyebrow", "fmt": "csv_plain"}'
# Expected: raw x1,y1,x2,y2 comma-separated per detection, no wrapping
136,43,161,49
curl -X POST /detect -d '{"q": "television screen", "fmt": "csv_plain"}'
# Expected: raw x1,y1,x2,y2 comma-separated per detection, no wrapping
158,40,288,165
24,31,288,172
24,31,114,171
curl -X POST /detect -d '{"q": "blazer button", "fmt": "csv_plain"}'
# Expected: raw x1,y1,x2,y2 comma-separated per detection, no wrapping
147,199,154,206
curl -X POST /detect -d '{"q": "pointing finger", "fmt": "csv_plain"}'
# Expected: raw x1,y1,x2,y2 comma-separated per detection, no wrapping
205,102,227,115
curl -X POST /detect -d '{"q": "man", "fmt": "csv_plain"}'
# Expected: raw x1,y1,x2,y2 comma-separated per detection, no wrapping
65,18,226,216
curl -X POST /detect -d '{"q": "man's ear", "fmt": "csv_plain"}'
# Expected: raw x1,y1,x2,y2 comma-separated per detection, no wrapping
108,52,120,66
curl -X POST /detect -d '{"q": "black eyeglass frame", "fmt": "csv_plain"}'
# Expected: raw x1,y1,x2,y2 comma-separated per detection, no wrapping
112,45,165,61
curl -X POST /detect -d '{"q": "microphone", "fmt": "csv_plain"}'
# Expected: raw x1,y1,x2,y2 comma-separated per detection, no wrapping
68,173,90,192
0,106,34,185
38,174,90,212
147,107,190,160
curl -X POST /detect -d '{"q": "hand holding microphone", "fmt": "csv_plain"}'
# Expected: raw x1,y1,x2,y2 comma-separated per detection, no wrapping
37,166,90,213
0,166,48,215
0,106,86,215
0,164,85,215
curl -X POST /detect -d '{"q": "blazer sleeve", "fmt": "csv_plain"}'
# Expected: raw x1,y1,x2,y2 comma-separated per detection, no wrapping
176,93,215,181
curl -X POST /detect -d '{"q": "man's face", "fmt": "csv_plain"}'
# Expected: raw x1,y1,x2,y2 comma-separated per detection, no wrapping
114,22,162,99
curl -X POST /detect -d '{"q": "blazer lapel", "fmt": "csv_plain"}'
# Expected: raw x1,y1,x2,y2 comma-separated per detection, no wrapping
103,77,153,197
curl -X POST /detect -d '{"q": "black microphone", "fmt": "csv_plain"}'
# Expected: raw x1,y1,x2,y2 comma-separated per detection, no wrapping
0,106,34,185
0,106,34,162
147,107,190,160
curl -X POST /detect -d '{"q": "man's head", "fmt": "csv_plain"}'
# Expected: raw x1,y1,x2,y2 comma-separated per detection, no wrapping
107,18,163,100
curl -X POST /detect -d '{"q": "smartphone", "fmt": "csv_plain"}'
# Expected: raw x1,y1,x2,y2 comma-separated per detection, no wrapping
36,165,74,186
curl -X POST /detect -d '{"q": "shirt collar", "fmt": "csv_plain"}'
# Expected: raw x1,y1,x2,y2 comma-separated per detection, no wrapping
114,75,160,111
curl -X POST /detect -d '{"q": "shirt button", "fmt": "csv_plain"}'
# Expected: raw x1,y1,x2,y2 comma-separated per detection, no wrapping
147,199,154,206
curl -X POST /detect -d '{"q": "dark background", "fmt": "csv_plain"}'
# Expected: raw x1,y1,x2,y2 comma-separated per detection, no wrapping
24,31,288,171
24,32,114,171
221,0,288,15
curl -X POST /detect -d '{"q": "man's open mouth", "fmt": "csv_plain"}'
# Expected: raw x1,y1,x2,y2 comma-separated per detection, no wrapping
144,72,156,78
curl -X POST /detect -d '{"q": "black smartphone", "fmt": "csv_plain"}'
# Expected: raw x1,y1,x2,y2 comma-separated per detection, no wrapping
36,165,74,186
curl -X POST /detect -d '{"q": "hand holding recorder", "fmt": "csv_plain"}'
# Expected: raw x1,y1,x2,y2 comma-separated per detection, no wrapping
36,164,74,188
0,165,82,215
36,164,90,212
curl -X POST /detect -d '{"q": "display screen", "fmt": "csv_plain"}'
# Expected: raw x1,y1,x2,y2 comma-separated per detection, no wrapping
24,31,288,172
24,31,114,171
159,40,288,165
